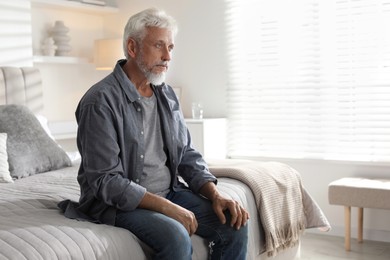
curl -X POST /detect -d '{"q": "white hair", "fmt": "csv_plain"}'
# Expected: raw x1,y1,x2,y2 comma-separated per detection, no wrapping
123,8,178,60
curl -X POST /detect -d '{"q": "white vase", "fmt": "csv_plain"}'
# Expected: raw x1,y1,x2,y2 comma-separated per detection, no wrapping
41,37,57,56
51,20,71,56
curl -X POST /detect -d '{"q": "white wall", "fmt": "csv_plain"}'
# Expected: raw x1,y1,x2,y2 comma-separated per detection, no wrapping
27,0,228,121
103,0,228,119
31,4,111,121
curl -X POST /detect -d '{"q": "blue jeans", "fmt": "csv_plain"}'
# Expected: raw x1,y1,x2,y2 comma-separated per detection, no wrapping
115,190,248,260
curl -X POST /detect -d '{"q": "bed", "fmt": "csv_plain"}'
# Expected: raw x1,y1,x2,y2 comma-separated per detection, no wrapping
0,66,330,260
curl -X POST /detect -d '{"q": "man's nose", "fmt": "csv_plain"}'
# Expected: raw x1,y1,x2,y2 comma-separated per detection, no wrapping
162,47,171,61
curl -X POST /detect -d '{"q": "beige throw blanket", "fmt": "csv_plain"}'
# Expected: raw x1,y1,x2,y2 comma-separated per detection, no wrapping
209,160,307,257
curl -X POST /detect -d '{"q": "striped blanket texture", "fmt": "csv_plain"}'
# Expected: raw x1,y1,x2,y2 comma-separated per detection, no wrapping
209,160,330,257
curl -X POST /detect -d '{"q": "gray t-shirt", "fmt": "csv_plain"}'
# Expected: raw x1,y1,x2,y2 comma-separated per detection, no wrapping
139,93,171,197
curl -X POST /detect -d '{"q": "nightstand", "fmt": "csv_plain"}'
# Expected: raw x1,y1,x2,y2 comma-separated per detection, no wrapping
185,118,227,159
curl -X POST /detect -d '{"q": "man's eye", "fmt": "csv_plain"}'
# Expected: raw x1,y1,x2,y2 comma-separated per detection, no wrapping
156,43,162,48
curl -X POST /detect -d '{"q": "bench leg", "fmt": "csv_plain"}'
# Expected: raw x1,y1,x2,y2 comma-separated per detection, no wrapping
345,206,351,251
358,207,363,243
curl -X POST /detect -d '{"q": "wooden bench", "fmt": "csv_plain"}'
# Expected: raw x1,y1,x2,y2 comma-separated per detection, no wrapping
328,177,390,251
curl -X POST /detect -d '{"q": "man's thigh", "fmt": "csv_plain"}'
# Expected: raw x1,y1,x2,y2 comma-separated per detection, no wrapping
115,208,189,251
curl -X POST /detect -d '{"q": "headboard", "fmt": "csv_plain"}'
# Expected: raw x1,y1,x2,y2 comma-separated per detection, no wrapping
0,67,43,114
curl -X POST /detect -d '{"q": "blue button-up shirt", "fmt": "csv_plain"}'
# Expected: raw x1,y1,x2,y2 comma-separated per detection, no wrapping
74,60,217,225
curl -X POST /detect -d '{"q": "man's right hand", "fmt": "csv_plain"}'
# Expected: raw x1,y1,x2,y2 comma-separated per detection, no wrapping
139,192,198,235
164,203,198,235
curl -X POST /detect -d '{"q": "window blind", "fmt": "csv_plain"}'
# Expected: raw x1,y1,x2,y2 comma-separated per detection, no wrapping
226,0,390,162
0,1,33,66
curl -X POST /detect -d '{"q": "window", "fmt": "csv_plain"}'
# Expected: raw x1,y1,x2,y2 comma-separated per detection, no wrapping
226,0,390,163
0,1,33,66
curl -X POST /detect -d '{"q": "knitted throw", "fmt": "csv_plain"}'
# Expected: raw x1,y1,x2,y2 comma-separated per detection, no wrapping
209,161,306,257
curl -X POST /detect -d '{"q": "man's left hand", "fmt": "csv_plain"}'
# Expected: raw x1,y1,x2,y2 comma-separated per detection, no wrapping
199,182,250,230
212,193,250,230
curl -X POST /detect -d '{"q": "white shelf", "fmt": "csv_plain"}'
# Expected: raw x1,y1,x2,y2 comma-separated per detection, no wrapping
31,0,119,14
33,55,89,64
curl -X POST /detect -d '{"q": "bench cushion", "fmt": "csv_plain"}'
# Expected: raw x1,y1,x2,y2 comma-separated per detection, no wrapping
329,177,390,210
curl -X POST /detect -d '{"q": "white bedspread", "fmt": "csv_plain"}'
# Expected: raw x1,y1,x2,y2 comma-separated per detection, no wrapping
0,163,269,260
0,164,148,260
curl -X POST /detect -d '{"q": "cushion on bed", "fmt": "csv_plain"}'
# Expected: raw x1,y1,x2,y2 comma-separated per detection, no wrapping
35,114,56,140
0,133,13,183
0,104,71,179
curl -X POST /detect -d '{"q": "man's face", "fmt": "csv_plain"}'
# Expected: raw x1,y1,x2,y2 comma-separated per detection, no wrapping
135,27,175,85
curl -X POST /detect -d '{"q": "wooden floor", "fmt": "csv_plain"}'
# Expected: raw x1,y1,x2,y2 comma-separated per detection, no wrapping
300,233,390,259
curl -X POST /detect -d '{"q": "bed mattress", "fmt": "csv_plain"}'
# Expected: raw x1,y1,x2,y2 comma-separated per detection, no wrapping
0,163,283,260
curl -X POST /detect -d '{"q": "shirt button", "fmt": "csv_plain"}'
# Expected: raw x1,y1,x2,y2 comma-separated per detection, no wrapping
140,155,144,159
135,179,139,183
137,108,141,112
141,131,144,135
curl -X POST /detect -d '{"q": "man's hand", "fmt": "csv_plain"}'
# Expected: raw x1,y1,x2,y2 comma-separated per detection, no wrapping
139,192,198,235
212,192,249,230
200,182,250,230
163,202,198,235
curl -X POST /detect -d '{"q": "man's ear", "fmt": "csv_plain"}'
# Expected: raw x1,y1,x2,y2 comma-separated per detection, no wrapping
126,38,137,59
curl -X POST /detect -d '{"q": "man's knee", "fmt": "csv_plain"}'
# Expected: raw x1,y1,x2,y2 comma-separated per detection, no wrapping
212,223,248,259
233,223,249,246
165,220,192,246
224,212,249,241
156,219,193,259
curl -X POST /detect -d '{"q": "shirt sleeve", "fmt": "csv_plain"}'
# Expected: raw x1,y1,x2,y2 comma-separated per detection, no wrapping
177,127,218,193
77,102,146,211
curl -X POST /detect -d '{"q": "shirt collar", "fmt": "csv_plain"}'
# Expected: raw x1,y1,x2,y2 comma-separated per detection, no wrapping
112,59,167,103
112,59,141,103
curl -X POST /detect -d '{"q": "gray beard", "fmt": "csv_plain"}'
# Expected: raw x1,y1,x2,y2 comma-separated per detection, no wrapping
136,53,166,85
144,71,166,86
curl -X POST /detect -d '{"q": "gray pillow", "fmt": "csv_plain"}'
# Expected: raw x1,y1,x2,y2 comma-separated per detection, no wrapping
0,104,72,179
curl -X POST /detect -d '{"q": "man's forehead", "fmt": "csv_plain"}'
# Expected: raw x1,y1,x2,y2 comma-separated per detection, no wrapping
145,27,174,40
